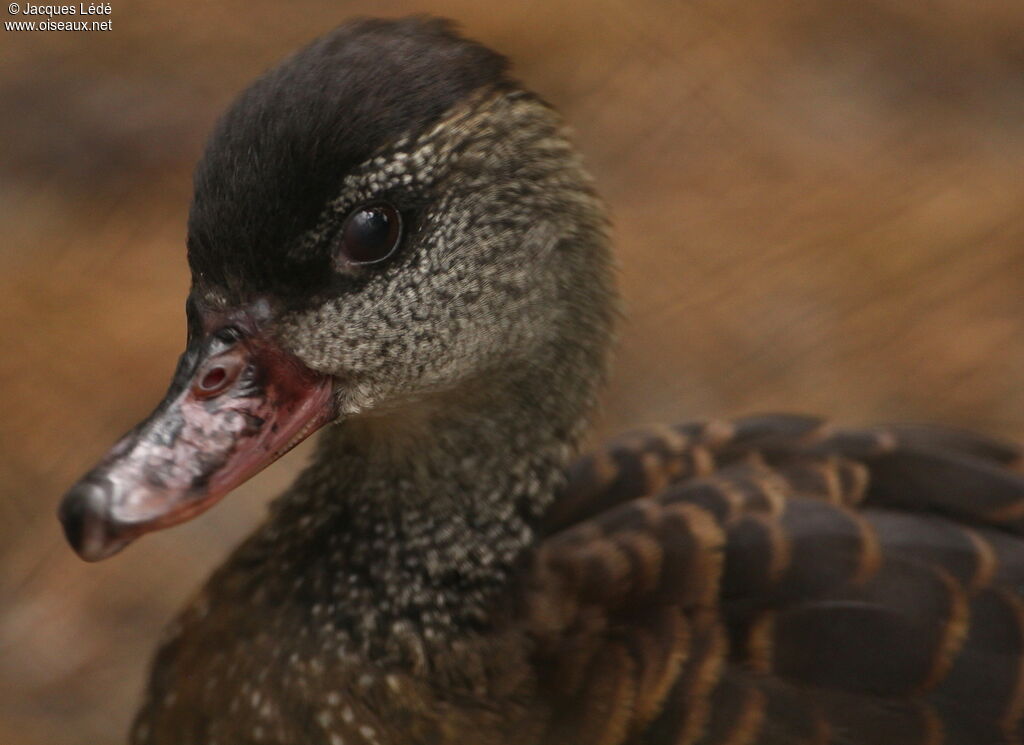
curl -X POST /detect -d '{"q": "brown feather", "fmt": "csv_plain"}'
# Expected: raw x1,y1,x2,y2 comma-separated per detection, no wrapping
518,415,1024,745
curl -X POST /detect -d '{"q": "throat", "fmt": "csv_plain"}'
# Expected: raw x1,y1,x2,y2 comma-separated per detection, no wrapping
258,367,592,658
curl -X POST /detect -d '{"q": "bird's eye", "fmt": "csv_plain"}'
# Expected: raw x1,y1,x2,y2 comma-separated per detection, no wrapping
335,202,403,266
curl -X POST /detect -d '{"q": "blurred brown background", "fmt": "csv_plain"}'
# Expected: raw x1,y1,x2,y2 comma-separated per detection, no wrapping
3,1,1024,742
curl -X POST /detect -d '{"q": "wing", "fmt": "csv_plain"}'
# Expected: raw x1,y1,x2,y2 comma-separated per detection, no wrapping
516,414,1024,745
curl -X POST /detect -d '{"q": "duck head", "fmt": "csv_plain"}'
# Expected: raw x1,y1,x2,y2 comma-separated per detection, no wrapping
59,18,614,561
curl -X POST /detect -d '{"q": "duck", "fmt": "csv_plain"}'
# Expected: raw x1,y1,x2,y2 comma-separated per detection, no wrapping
57,16,1024,745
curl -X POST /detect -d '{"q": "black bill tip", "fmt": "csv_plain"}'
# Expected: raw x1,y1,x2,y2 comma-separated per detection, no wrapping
58,479,127,562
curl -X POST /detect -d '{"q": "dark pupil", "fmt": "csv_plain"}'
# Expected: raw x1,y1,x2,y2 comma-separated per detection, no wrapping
343,207,395,263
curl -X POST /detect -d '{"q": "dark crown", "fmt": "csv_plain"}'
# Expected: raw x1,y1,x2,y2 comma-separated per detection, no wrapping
187,17,511,298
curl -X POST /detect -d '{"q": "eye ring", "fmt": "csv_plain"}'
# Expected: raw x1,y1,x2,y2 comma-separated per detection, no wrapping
334,202,403,267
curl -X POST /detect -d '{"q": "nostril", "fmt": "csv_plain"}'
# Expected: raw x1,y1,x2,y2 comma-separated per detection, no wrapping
192,356,243,399
199,366,228,391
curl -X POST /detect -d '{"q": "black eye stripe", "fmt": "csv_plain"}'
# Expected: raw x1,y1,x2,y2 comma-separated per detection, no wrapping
335,202,403,266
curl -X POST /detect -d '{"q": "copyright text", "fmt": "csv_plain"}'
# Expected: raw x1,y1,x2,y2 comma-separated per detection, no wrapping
6,3,113,31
